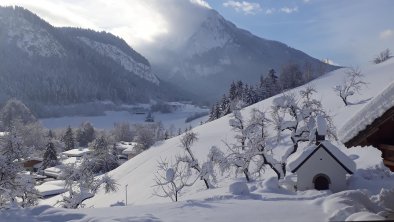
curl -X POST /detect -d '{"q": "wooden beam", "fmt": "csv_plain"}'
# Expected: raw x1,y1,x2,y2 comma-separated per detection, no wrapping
380,144,394,152
383,159,394,167
345,107,394,148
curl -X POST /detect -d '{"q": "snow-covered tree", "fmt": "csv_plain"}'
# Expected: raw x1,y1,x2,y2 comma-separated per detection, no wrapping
0,127,39,208
112,122,133,142
89,136,118,173
280,63,304,90
76,122,95,147
260,68,280,99
334,67,367,106
176,131,214,189
41,140,58,169
225,107,283,181
271,86,336,176
0,99,37,130
62,126,75,151
153,159,197,202
225,106,252,181
59,158,118,208
134,124,157,150
219,95,231,116
246,109,283,179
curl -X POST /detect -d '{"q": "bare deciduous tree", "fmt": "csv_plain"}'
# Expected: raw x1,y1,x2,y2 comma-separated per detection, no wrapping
272,86,336,176
334,67,367,106
153,159,197,202
176,131,216,189
373,48,392,64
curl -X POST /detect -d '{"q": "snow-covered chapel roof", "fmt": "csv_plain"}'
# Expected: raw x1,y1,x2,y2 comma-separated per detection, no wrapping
287,141,356,174
339,81,394,144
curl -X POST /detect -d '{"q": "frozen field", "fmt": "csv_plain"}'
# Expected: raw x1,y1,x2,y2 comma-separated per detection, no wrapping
40,104,209,130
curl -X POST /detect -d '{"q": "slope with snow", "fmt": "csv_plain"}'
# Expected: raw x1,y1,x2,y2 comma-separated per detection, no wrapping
72,59,394,216
2,59,393,222
7,59,392,221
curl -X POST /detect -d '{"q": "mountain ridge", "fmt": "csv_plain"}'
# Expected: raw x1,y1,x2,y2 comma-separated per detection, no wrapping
154,9,339,101
0,6,191,114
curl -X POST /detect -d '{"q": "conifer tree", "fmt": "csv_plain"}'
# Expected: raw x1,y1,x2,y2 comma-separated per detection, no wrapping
62,126,75,151
76,122,95,147
42,140,58,169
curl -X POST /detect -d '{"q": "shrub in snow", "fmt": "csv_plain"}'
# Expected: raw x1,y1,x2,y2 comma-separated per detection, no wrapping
373,48,392,64
333,67,367,106
229,182,250,195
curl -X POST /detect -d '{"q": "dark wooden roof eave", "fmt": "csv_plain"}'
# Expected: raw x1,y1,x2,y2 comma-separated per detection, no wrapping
344,106,394,148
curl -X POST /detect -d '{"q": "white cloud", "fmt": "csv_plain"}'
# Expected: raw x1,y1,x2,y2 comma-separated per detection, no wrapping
303,0,311,3
280,6,298,14
265,8,275,15
379,29,394,40
190,0,211,9
223,1,262,15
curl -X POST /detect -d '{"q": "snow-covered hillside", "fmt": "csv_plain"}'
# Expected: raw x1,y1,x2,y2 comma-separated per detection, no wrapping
30,59,389,221
5,60,394,221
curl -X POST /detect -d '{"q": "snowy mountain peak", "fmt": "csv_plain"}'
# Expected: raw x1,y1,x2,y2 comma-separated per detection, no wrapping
0,8,65,57
185,10,234,57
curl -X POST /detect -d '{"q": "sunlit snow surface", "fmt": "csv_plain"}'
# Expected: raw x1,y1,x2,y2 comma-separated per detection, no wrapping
4,59,394,221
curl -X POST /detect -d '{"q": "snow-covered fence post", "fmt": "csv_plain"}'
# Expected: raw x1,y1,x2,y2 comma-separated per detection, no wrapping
125,184,128,205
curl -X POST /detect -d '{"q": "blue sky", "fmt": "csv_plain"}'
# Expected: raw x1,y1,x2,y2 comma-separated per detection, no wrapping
205,0,394,66
1,0,393,66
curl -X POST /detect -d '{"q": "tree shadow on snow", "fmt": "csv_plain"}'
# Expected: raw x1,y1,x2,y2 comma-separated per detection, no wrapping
348,97,372,106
